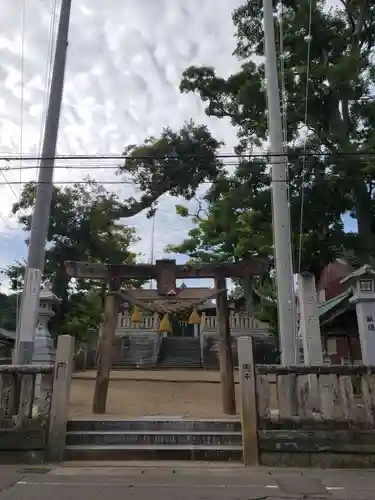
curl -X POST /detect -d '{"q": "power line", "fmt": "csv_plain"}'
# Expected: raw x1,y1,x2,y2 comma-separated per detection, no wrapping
0,0,28,213
36,0,60,180
0,163,313,172
1,155,374,173
1,150,375,161
20,0,26,189
278,0,299,335
297,0,314,275
16,0,28,340
0,178,316,186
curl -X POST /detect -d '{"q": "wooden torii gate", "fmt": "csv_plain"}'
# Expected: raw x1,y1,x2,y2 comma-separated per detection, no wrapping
65,258,267,415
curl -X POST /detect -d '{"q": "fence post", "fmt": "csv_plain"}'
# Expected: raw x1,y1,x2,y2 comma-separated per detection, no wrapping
48,335,74,462
237,335,259,466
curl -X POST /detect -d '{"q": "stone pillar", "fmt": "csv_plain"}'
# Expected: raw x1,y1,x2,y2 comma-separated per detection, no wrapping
48,334,74,462
237,335,259,466
298,272,323,365
193,324,199,338
341,266,375,365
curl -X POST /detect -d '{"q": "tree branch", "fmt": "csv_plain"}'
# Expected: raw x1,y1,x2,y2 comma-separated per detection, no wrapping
354,1,368,38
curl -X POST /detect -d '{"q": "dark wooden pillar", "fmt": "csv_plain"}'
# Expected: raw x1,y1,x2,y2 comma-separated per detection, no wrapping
93,280,120,414
243,276,254,313
155,259,176,294
215,274,236,415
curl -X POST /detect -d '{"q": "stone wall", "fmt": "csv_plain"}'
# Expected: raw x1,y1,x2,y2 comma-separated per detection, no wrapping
238,336,375,468
0,336,74,464
258,422,375,468
202,333,278,367
0,365,53,463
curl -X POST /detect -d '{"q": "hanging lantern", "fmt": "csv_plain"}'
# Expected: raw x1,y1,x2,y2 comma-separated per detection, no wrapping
158,313,171,333
131,305,142,323
188,308,201,325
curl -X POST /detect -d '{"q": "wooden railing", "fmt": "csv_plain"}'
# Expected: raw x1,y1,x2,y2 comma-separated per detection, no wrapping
237,336,375,468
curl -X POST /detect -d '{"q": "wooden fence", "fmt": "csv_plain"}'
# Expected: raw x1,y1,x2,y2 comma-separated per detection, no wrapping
238,336,375,468
0,335,74,463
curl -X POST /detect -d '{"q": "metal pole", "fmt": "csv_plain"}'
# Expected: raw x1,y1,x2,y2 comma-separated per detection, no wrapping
263,0,297,365
14,0,72,364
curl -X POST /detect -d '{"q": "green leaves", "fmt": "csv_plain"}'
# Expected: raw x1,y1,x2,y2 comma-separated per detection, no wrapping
181,62,267,150
4,181,139,340
0,292,19,331
117,120,224,218
59,289,103,344
175,205,189,218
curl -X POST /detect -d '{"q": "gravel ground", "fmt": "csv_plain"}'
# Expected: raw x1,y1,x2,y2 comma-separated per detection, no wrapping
72,369,240,383
69,377,241,417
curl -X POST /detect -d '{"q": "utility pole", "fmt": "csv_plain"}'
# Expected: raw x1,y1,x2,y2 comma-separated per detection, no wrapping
14,0,72,364
263,0,297,365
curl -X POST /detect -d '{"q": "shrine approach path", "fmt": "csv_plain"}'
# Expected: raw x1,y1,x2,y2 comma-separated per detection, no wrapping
69,369,243,417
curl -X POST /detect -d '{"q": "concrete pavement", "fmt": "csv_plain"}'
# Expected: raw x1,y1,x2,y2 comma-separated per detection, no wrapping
1,464,375,499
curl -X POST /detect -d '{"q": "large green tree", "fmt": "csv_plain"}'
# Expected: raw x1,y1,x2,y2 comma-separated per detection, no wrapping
166,0,375,276
111,1,375,280
5,180,139,339
59,288,103,344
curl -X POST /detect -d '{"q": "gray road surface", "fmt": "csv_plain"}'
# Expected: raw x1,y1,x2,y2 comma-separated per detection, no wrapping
1,465,375,499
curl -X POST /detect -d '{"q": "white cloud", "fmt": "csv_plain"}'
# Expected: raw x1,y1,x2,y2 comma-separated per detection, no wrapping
0,0,243,292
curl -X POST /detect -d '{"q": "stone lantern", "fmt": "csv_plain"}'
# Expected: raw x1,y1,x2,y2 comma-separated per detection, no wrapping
341,265,375,366
32,280,60,364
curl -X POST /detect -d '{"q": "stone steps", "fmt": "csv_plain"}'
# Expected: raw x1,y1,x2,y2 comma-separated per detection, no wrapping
112,334,159,368
158,359,202,368
157,337,202,368
66,430,242,446
65,418,242,462
64,444,242,461
67,418,241,432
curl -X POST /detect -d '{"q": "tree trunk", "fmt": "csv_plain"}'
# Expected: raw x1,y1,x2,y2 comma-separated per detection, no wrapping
215,275,236,415
243,278,253,313
354,180,374,261
50,266,70,340
93,280,120,414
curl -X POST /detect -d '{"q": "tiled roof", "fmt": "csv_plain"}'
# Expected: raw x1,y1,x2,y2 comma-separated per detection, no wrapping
318,288,352,318
122,287,215,301
0,328,15,344
118,287,221,314
317,259,353,300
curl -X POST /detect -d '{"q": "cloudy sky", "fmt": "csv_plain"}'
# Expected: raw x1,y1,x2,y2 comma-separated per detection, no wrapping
0,0,245,292
0,0,353,294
